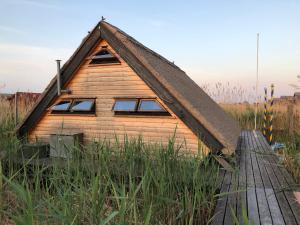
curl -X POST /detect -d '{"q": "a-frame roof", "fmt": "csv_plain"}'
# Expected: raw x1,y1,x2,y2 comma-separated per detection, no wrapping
16,20,241,155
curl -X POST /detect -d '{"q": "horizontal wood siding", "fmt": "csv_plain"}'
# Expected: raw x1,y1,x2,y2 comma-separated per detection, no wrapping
29,40,208,154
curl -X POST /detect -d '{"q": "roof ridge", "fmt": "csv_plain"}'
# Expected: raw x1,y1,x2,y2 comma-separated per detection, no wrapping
101,21,185,73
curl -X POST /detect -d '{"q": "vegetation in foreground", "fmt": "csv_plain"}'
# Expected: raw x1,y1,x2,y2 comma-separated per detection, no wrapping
273,132,300,184
0,139,220,225
0,98,220,225
1,86,300,225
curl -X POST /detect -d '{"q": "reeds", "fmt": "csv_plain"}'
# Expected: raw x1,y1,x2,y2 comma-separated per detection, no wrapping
0,135,220,224
1,84,299,225
275,133,300,184
0,97,221,224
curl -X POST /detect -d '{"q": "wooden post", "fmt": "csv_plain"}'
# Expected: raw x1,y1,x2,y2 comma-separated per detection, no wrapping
263,87,268,138
287,104,294,136
269,84,274,145
15,92,18,126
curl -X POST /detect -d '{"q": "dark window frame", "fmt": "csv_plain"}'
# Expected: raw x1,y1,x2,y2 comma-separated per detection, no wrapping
112,98,170,116
70,99,95,112
112,99,138,112
138,99,167,112
89,46,121,65
51,100,72,112
50,98,96,115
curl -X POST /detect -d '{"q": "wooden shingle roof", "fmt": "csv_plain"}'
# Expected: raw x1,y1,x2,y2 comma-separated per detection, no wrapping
16,20,240,155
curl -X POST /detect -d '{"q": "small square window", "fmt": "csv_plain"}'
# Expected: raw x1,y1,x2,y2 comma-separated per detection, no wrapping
71,99,95,112
113,99,137,111
51,101,71,111
138,99,166,112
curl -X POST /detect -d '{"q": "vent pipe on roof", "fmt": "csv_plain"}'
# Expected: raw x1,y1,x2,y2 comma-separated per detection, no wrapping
56,60,71,96
56,60,62,96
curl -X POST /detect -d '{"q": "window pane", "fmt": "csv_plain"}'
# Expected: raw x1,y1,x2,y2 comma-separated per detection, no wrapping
93,49,114,59
113,100,137,111
52,101,71,111
90,49,120,65
138,100,165,112
71,100,94,111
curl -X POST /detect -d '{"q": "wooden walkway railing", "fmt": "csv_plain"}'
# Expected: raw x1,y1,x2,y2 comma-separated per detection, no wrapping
212,130,300,225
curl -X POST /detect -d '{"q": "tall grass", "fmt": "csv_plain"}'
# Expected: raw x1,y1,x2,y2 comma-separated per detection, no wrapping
1,84,299,225
222,103,265,130
200,82,257,103
221,102,296,131
0,135,220,225
273,132,300,184
0,97,221,225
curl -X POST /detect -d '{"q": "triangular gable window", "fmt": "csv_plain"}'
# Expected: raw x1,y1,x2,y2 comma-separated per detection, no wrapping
90,47,120,65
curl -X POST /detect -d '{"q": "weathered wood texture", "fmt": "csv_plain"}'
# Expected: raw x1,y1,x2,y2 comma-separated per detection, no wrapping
29,40,207,154
212,130,300,225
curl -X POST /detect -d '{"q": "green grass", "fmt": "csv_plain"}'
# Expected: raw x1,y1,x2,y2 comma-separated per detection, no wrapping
1,96,298,224
0,108,221,225
228,106,265,130
274,132,300,184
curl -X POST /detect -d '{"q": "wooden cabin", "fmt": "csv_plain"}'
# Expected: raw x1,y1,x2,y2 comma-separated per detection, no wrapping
16,20,240,156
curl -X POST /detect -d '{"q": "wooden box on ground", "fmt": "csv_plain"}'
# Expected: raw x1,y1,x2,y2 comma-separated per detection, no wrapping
49,133,83,159
21,143,49,159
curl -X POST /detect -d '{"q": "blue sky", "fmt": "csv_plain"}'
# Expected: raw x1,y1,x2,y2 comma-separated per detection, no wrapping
0,0,299,101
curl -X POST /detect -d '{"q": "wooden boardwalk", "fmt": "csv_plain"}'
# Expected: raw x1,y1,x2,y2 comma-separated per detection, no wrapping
212,130,300,225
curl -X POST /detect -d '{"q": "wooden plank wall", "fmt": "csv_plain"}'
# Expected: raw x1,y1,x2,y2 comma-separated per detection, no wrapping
29,40,207,154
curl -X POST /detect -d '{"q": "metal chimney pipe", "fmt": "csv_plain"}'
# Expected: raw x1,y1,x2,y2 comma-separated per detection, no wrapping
56,60,61,96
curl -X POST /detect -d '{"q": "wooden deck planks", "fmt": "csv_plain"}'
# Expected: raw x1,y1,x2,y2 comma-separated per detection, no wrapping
249,131,284,225
211,170,232,225
245,131,260,225
255,132,300,225
248,131,273,225
237,131,248,224
212,130,300,225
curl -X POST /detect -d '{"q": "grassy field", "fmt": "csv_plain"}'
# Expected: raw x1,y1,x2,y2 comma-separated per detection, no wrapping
0,94,299,224
0,98,221,225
